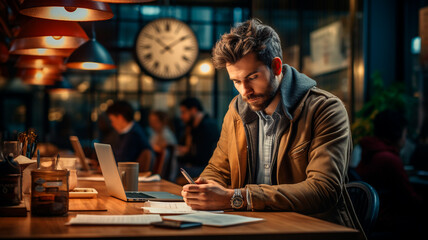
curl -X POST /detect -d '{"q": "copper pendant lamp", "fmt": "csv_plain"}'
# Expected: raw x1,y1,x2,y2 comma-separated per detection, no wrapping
92,0,157,3
15,56,66,71
66,23,115,70
9,18,88,56
18,68,63,79
21,71,60,86
20,0,114,22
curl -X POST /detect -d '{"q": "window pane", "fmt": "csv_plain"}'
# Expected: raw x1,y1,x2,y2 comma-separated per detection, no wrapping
191,24,213,50
119,52,141,74
118,74,139,92
118,22,139,48
191,7,213,22
215,8,232,23
141,6,161,21
119,4,140,20
216,25,231,40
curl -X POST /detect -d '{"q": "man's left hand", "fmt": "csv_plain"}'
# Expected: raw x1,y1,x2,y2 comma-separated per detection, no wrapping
181,178,234,210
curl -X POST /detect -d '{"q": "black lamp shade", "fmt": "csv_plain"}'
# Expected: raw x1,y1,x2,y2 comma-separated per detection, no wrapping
66,39,115,70
47,77,75,92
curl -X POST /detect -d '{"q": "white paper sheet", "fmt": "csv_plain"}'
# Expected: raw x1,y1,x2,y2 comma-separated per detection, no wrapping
66,214,162,225
141,201,223,214
163,212,264,227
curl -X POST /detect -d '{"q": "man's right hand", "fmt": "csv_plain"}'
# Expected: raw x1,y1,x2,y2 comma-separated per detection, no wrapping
181,177,235,211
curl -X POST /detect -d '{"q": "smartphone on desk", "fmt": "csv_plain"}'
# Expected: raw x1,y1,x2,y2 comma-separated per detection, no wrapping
152,220,202,229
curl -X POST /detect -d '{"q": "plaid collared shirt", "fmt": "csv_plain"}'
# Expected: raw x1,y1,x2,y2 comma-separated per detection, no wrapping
255,101,284,184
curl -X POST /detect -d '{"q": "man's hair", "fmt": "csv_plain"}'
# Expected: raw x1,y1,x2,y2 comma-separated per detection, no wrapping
374,109,407,143
180,97,204,112
106,100,134,122
212,18,282,69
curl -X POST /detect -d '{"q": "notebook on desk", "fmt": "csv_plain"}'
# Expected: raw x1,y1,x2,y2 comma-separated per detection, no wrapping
94,143,183,202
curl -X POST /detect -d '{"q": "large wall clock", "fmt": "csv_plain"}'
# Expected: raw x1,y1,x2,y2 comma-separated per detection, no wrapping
135,18,199,81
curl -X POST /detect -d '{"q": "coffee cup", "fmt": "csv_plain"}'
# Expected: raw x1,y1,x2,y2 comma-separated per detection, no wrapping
118,162,139,191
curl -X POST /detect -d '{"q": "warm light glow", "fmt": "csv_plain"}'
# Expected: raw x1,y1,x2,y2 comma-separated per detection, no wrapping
35,72,43,80
36,48,47,54
48,7,89,21
82,62,101,69
34,59,43,68
44,36,66,47
100,103,108,112
190,75,199,85
199,63,211,73
77,81,90,92
134,111,141,122
91,111,98,122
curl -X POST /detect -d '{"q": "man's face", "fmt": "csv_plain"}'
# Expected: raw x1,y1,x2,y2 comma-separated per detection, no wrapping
226,53,279,111
148,113,163,132
108,114,123,133
179,106,195,125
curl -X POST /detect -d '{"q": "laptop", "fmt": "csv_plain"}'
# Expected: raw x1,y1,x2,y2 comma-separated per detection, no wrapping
94,142,183,202
69,136,90,171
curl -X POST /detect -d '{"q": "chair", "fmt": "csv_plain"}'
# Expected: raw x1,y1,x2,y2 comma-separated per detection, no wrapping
137,149,152,173
152,145,176,179
346,181,380,237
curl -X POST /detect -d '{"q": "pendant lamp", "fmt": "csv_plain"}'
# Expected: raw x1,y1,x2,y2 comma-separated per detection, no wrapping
20,0,114,22
93,0,157,3
66,24,115,70
9,18,88,56
15,56,66,71
47,77,75,93
18,68,63,80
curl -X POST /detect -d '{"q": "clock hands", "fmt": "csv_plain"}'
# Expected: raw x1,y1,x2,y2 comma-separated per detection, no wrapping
160,35,191,54
155,38,173,54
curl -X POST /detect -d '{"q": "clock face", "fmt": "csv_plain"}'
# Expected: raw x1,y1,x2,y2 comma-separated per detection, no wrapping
135,18,199,81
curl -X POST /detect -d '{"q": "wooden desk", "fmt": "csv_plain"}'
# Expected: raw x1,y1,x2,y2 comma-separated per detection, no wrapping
0,177,362,240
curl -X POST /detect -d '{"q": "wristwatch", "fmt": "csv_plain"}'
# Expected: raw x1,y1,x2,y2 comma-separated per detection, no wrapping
230,189,244,210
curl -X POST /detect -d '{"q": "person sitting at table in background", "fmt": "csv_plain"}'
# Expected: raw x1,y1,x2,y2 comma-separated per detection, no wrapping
181,18,364,235
148,110,178,179
177,97,220,181
356,109,423,239
106,100,153,172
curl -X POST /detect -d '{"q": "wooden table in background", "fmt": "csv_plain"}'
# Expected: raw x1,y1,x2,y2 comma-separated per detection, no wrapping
0,176,362,240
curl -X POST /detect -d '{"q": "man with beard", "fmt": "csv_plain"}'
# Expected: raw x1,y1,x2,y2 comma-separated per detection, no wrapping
176,97,220,180
181,19,364,237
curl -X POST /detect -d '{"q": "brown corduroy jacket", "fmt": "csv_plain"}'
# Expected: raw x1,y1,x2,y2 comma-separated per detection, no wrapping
200,65,364,238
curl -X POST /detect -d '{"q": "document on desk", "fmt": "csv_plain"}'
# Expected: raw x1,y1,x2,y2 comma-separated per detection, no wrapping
66,214,162,225
78,174,161,182
163,212,264,227
141,201,223,214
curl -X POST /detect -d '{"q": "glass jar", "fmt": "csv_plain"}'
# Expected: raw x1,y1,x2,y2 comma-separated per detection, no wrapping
31,169,69,216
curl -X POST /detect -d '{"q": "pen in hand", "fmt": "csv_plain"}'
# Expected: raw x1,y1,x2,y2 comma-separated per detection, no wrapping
180,168,196,184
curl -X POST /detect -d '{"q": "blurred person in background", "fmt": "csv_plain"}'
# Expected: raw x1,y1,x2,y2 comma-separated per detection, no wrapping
106,100,153,171
177,97,220,180
148,110,178,180
356,109,424,239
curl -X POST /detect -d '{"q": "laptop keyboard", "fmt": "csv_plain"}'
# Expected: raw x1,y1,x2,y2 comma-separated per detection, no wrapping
126,192,155,199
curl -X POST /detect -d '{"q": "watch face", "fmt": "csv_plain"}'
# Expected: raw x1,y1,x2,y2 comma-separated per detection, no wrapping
135,18,199,81
232,197,244,208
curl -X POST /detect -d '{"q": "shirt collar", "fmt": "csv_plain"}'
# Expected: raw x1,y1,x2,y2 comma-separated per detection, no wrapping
256,100,284,121
120,121,134,134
